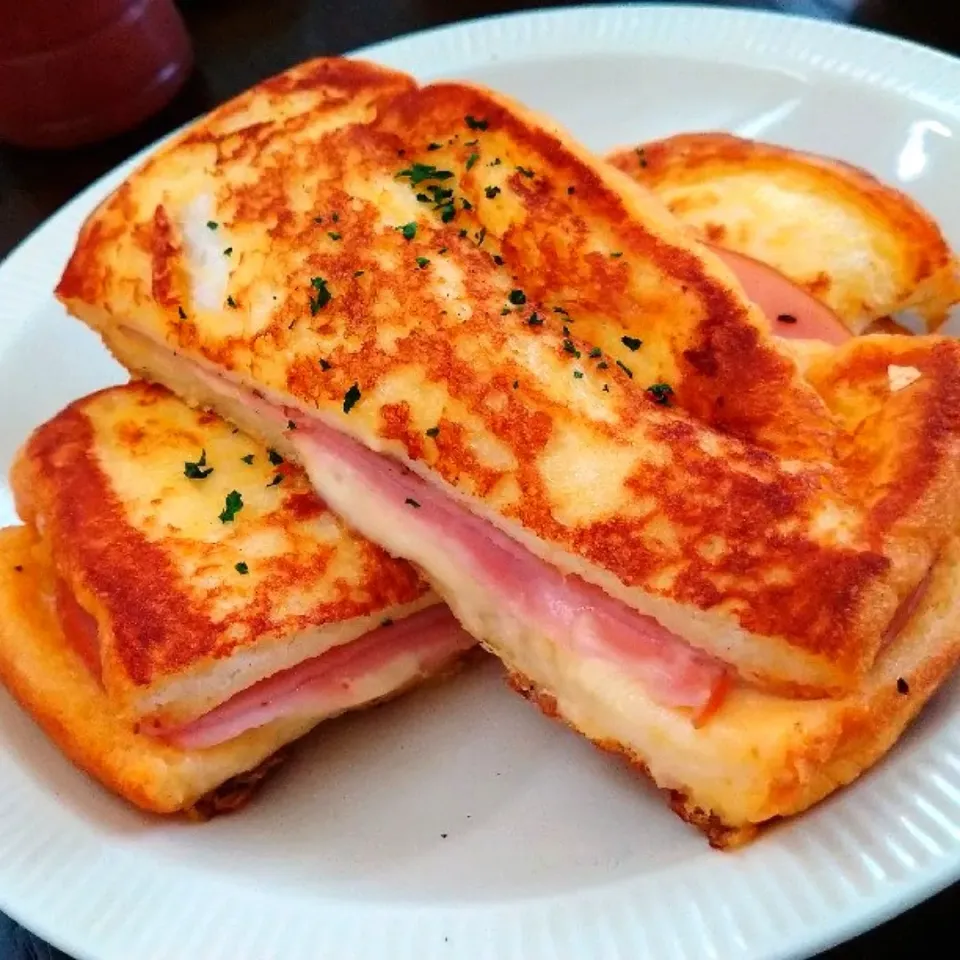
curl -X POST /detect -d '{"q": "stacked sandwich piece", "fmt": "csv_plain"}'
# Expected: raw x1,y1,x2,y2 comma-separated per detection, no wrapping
4,56,960,846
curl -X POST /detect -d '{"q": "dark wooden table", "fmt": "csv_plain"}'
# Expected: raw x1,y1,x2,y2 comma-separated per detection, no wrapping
1,2,957,957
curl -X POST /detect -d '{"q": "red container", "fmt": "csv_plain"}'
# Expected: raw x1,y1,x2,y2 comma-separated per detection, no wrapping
0,0,193,149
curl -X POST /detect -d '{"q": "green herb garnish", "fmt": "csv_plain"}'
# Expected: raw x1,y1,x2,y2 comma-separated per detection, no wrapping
343,382,361,414
267,474,283,487
516,166,534,178
562,339,581,358
223,247,233,256
241,454,255,465
184,449,213,480
405,497,422,508
589,346,602,358
206,221,218,230
465,115,488,131
508,289,526,306
309,276,331,313
226,295,237,308
574,370,584,379
268,449,284,466
426,426,440,438
219,490,243,523
466,152,479,171
400,222,417,241
319,358,332,371
527,313,543,326
397,163,454,185
416,256,430,268
177,306,187,320
621,336,642,351
646,382,674,405
235,562,249,575
328,231,341,241
616,360,634,379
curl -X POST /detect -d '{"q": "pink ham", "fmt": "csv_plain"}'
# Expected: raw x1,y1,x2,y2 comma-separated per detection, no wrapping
151,340,731,721
290,420,731,719
709,244,851,345
152,605,473,749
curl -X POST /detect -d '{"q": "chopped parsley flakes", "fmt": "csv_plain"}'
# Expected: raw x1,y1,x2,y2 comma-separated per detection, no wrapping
184,449,213,480
226,295,237,308
508,289,526,306
426,426,440,438
621,335,642,351
328,231,341,241
465,115,488,130
267,474,283,487
466,152,479,170
397,163,454,185
309,276,331,314
319,358,332,371
223,247,233,256
219,490,244,523
573,370,584,379
485,185,501,199
416,256,430,268
646,382,674,404
354,270,365,278
206,221,218,230
235,561,249,575
527,313,543,326
516,166,535,178
427,142,442,151
268,449,284,466
400,222,417,241
562,339,581,358
616,359,634,379
405,497,422,509
589,346,602,358
241,454,255,465
343,382,361,414
177,306,187,320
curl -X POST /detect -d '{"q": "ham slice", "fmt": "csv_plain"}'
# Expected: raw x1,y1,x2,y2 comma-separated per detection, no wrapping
133,334,731,721
151,605,473,749
289,420,730,719
710,245,851,345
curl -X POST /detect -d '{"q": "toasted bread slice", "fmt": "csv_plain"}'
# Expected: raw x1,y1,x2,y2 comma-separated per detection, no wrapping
0,525,471,814
503,529,960,847
56,58,960,697
606,132,960,334
0,525,318,814
11,382,435,725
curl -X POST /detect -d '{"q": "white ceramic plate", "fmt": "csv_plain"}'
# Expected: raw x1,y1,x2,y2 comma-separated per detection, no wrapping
2,6,960,959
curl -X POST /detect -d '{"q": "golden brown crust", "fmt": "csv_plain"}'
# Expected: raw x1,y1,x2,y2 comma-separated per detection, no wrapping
0,524,475,815
0,526,322,814
607,132,960,333
10,382,428,713
56,57,960,692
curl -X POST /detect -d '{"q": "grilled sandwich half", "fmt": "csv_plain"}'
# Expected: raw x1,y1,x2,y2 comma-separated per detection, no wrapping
56,57,960,844
0,382,472,815
607,132,960,335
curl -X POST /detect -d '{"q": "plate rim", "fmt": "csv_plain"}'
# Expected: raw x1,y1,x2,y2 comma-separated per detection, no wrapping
3,6,960,959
